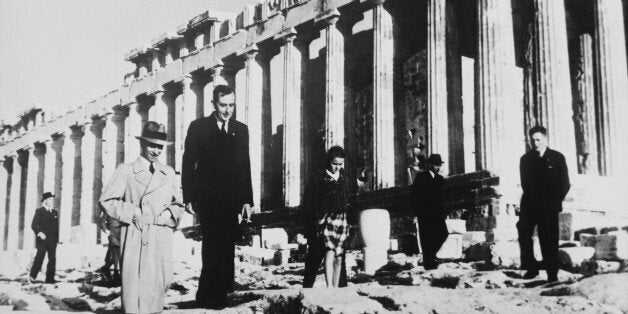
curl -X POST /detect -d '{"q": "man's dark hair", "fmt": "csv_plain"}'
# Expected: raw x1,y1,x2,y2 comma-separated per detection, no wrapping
528,126,547,137
213,85,235,102
326,146,346,164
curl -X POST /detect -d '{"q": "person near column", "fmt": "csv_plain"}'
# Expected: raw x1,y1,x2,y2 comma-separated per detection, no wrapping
517,126,570,282
100,121,185,314
303,146,352,288
29,192,59,284
182,85,254,309
412,154,448,270
97,209,121,285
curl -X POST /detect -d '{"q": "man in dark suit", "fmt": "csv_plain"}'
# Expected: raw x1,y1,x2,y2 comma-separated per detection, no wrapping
412,154,448,270
182,85,254,309
29,192,59,283
518,126,570,282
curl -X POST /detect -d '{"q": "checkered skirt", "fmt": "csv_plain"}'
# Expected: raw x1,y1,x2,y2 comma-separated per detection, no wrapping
319,211,349,255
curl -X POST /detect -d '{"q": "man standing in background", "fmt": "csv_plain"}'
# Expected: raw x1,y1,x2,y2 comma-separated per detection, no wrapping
29,192,59,284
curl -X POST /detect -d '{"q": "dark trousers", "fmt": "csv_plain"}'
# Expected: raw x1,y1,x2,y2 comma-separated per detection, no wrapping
30,240,57,281
517,209,559,276
196,204,238,306
303,221,347,288
418,216,448,267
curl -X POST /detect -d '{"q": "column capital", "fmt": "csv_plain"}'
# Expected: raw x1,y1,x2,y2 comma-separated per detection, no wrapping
237,44,259,59
150,89,165,96
274,27,297,43
315,9,341,26
21,144,35,152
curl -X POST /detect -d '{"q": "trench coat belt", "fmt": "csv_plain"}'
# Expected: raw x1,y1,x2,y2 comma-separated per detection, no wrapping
138,215,160,246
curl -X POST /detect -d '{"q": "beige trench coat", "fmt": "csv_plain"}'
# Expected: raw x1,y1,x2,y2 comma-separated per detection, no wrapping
100,158,184,314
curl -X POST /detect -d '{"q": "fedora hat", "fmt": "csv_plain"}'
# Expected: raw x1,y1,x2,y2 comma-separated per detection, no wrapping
41,192,55,200
427,154,445,165
135,121,172,145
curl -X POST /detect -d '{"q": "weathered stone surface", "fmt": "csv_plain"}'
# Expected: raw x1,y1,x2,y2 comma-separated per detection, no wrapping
261,228,288,249
581,231,628,260
558,247,595,270
462,231,487,249
237,246,277,266
446,219,467,234
436,233,463,259
300,288,386,313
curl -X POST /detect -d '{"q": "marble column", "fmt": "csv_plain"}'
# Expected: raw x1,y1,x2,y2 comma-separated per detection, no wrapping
195,31,205,50
150,90,168,165
178,40,189,58
80,121,97,245
151,51,160,72
427,0,450,176
139,62,148,77
0,158,7,250
22,146,39,250
164,45,174,65
532,0,577,171
42,140,56,194
371,0,395,188
173,94,184,172
240,45,263,209
277,28,302,207
125,102,142,162
182,76,199,136
101,113,117,187
475,0,520,182
593,0,628,177
205,64,230,117
6,153,20,250
573,33,598,175
319,9,345,150
58,132,76,243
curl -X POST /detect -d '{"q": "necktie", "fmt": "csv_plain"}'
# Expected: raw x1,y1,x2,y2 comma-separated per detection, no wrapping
149,162,155,174
221,122,227,134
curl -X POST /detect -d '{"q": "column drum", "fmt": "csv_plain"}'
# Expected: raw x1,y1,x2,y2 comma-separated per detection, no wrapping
359,208,390,274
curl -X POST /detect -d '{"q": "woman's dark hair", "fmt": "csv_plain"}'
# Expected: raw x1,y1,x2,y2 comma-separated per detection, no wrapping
326,146,346,164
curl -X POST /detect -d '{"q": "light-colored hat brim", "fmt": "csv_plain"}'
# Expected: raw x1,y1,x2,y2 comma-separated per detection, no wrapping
135,136,173,145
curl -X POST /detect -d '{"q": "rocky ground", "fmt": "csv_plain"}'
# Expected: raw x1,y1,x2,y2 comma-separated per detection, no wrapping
1,249,628,313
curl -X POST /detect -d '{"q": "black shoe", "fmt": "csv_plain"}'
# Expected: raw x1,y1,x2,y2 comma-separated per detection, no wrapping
523,269,539,280
424,263,438,270
45,279,58,284
547,273,558,283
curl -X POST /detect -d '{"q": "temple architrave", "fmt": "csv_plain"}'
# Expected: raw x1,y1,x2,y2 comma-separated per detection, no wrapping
1,0,627,252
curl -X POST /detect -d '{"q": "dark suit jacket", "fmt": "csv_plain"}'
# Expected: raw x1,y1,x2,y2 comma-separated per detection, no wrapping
31,207,59,244
520,148,570,213
411,170,446,219
182,114,253,209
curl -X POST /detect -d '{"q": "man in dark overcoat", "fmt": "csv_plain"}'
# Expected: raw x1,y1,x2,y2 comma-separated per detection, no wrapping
412,154,448,270
182,85,254,309
29,192,59,283
518,126,570,282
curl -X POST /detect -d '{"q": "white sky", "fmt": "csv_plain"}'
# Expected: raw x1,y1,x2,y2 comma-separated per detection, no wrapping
0,0,257,125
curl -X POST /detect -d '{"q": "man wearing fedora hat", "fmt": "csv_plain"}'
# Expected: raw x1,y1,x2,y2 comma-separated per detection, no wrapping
412,154,449,270
29,191,59,283
100,121,185,314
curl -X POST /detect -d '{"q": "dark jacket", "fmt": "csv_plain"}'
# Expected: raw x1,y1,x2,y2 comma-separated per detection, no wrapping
520,148,570,212
311,169,349,217
412,170,446,219
181,114,253,208
31,207,59,244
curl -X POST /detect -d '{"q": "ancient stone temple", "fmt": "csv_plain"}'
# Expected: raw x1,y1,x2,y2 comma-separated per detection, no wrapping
1,0,627,253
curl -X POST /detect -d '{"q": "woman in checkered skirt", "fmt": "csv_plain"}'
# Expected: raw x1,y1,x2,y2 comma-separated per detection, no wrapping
313,146,350,287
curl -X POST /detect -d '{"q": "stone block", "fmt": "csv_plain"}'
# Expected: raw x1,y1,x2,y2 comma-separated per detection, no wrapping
580,233,597,247
273,249,290,265
600,227,619,234
462,231,486,249
558,212,573,240
592,231,628,260
236,246,276,266
558,247,595,270
575,227,598,241
559,240,580,248
261,228,288,249
445,219,466,234
436,234,462,259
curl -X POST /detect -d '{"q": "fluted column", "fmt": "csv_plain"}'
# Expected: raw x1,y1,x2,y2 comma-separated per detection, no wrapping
240,46,264,209
573,33,598,175
532,0,577,171
277,28,302,207
149,90,168,164
42,140,56,194
475,0,521,182
22,146,39,250
58,132,75,243
182,76,198,135
173,94,184,172
593,0,628,177
80,122,97,245
0,158,7,251
427,0,449,176
320,10,345,150
6,153,20,250
125,102,142,162
151,51,160,72
178,40,189,58
101,113,117,187
205,65,230,117
371,0,395,188
164,46,174,65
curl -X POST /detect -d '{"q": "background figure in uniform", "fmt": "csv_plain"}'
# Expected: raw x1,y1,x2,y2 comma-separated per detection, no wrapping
100,121,185,314
97,210,121,284
182,85,254,309
29,192,59,283
303,146,352,288
412,154,448,270
518,126,570,282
